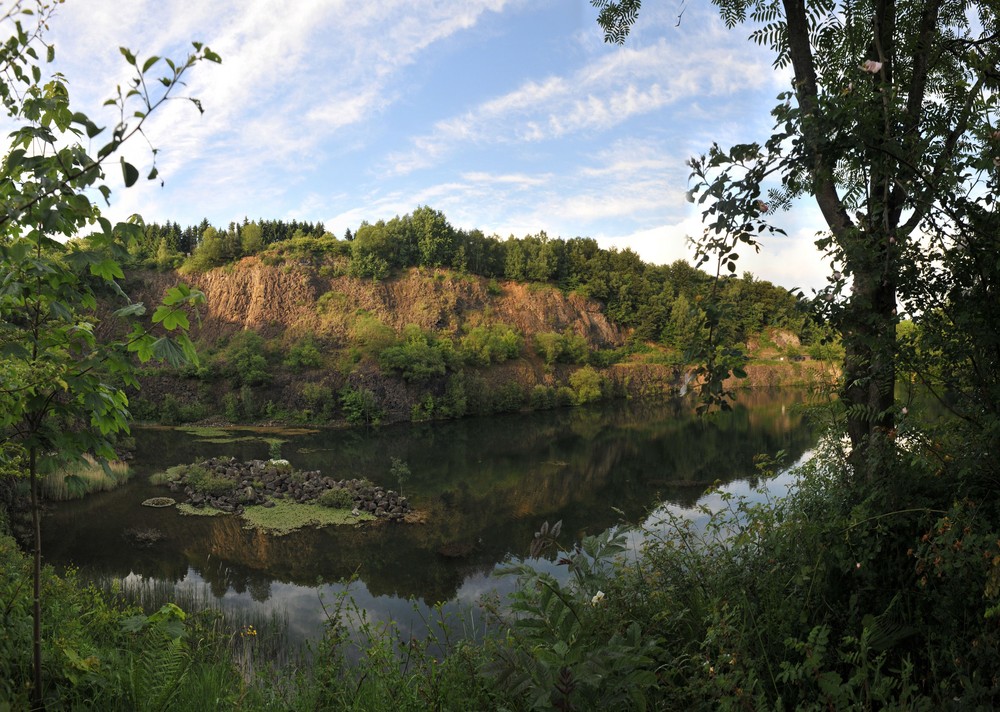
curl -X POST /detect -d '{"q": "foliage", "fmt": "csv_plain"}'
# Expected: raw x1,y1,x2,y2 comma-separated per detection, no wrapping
317,487,353,509
590,0,1000,478
569,366,605,405
459,323,523,366
223,331,271,387
390,456,410,497
39,454,131,500
339,386,384,426
534,329,590,366
488,521,662,710
378,324,455,382
284,334,324,371
183,465,234,496
0,3,217,703
307,590,505,711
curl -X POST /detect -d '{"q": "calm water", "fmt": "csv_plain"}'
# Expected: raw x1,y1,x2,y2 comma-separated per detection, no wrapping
42,388,818,647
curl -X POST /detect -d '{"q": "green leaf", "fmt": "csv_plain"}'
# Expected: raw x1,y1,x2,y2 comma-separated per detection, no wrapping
120,159,139,188
119,46,136,65
127,334,156,363
113,303,147,318
151,337,188,367
151,306,189,332
90,258,125,281
141,55,160,73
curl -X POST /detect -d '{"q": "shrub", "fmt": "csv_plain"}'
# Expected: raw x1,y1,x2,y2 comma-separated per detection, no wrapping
378,325,451,381
534,329,590,365
184,466,233,496
570,366,604,404
224,331,271,387
530,384,556,410
285,335,324,370
340,386,383,426
317,488,353,509
460,324,523,365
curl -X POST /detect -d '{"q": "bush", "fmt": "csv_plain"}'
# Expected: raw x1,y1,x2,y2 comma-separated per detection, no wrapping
378,325,452,381
224,331,271,387
530,384,556,410
340,386,383,426
184,465,234,496
285,335,324,370
460,324,523,365
570,366,604,404
317,488,354,509
534,328,590,365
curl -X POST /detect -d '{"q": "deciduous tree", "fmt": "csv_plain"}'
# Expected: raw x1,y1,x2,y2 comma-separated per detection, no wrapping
592,0,1000,482
0,2,217,705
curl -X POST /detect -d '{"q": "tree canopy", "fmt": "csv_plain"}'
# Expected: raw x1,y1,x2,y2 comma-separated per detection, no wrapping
593,0,1000,481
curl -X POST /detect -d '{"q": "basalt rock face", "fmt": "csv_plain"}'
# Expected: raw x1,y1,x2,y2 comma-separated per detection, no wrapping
166,457,412,521
126,261,626,348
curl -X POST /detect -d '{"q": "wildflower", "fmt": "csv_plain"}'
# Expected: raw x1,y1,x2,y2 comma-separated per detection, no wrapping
862,60,883,73
901,407,908,415
855,562,862,569
591,590,606,605
241,625,257,638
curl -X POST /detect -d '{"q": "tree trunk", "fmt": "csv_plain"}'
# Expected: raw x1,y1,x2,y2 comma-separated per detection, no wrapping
842,255,897,482
29,445,44,711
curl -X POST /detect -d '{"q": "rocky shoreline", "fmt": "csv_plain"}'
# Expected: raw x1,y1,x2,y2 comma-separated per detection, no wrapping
164,456,412,521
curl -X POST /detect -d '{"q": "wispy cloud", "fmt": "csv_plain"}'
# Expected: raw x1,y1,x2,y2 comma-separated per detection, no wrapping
387,25,781,175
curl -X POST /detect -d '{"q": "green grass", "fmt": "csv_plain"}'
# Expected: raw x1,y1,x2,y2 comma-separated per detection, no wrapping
149,464,188,485
177,503,225,516
241,500,374,535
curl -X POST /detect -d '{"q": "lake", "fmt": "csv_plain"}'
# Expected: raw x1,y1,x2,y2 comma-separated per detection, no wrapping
41,388,818,650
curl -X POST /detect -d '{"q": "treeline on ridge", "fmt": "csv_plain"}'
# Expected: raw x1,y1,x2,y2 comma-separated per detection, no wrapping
128,205,827,351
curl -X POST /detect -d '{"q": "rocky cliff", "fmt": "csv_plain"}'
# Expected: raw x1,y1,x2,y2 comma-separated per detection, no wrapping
127,259,626,349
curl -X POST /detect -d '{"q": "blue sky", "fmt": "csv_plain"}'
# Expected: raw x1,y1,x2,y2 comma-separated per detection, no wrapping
47,0,832,292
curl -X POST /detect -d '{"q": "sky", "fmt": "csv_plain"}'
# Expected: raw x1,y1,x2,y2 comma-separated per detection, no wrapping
44,0,834,293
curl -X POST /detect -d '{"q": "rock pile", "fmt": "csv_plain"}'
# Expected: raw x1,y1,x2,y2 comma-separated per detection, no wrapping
165,457,412,521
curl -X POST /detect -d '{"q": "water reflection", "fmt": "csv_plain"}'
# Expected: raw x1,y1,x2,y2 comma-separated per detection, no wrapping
42,388,817,647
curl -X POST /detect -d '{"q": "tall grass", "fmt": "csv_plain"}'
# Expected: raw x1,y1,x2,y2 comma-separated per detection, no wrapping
94,573,295,684
40,454,131,500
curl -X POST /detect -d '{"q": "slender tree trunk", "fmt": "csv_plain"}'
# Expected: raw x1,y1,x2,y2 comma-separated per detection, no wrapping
29,445,44,711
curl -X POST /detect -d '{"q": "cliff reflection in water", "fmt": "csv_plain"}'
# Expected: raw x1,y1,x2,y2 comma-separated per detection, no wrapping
43,388,816,608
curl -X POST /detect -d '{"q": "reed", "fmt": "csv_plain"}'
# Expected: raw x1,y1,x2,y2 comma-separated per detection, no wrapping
40,454,131,500
94,573,295,675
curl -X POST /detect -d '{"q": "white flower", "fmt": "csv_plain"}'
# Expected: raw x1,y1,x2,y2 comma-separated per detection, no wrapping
901,407,909,416
862,60,883,73
591,590,606,605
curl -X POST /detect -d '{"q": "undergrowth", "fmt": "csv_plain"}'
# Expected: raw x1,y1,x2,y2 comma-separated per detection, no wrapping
2,418,998,709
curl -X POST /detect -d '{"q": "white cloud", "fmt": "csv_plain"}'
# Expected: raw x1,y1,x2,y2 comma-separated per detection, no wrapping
388,21,782,175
